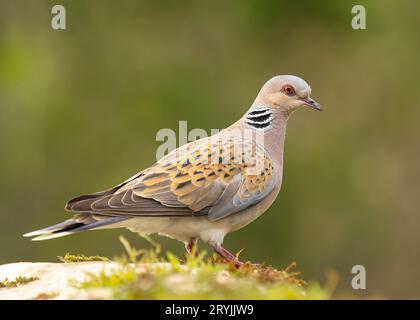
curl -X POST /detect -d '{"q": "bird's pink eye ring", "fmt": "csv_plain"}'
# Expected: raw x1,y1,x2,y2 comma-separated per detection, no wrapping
282,85,295,96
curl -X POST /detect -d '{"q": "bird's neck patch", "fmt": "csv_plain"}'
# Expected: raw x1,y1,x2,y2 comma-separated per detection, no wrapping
245,106,273,130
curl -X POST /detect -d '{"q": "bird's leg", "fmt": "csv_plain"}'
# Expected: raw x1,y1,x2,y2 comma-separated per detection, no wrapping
185,237,198,257
212,244,243,268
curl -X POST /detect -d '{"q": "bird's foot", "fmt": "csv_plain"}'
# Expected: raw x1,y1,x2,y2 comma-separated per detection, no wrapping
184,238,198,257
212,244,243,268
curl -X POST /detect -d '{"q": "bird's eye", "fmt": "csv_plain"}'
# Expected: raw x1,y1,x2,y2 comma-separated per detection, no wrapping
282,85,295,96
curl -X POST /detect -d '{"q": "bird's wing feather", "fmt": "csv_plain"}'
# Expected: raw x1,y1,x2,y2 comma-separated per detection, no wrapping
66,134,274,219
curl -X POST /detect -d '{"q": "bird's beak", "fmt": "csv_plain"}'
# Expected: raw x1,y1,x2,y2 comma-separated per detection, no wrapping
301,97,322,111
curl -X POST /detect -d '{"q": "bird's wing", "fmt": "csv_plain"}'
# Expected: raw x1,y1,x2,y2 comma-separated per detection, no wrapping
66,134,275,220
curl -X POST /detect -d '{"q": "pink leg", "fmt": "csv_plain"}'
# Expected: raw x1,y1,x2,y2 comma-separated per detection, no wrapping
185,238,198,256
212,244,243,268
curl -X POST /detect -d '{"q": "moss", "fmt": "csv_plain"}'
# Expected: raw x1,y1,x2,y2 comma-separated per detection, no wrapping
73,236,331,300
33,291,59,300
58,253,109,263
0,276,39,288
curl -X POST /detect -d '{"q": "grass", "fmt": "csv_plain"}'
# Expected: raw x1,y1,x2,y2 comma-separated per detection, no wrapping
71,236,331,299
0,276,39,288
58,253,110,263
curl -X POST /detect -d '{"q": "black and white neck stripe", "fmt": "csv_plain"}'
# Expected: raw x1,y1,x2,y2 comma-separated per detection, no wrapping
245,106,273,130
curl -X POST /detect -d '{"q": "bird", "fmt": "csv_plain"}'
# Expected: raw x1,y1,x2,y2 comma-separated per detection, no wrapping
24,75,321,267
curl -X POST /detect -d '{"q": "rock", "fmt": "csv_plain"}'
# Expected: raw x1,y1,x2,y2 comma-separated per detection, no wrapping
0,260,324,300
0,261,168,300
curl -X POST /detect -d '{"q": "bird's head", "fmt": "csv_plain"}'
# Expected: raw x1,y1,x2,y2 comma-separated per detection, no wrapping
254,75,322,113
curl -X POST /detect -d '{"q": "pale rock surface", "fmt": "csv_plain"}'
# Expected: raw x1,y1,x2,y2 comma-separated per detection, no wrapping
0,262,169,300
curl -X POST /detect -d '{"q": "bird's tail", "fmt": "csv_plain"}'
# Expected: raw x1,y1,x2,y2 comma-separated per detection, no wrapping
23,213,128,241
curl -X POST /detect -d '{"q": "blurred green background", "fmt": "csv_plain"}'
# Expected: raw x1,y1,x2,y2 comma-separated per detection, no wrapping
1,0,419,299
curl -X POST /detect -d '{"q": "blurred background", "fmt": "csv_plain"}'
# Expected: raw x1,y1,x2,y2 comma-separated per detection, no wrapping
1,0,419,299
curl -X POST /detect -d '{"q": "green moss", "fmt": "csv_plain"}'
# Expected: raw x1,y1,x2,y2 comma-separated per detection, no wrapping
0,276,39,288
58,253,110,263
73,236,330,300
